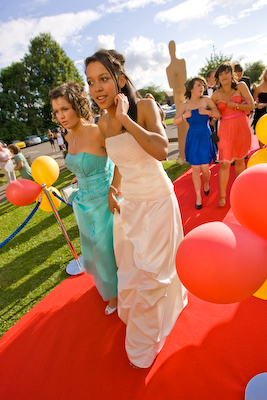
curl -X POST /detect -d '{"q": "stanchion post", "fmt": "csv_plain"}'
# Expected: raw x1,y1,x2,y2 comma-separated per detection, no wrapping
42,185,84,274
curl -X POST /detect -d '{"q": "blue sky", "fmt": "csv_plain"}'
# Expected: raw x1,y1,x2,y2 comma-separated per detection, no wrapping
1,0,267,91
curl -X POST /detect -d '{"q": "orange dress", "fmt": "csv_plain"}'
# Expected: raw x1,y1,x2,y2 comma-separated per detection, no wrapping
217,94,251,162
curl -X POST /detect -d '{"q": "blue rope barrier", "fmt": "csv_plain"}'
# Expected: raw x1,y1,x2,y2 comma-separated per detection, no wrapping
0,200,41,249
51,190,73,207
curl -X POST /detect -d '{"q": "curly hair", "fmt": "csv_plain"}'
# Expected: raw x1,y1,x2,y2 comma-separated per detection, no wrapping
85,49,138,122
184,77,207,99
215,62,237,90
48,81,92,125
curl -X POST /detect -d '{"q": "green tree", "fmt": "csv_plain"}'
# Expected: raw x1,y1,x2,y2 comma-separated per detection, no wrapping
244,61,266,84
199,46,232,77
0,33,84,143
137,84,165,103
24,33,84,129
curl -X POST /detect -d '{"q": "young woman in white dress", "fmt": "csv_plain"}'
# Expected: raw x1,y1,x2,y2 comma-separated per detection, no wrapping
85,50,187,369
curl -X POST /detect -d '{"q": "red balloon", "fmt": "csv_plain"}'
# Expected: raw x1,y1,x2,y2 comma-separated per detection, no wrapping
230,164,267,241
6,179,42,206
176,222,267,304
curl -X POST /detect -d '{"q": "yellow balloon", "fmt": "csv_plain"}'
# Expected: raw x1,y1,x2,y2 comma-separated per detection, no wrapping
31,156,59,186
255,114,267,145
253,278,267,300
37,186,61,212
247,148,267,168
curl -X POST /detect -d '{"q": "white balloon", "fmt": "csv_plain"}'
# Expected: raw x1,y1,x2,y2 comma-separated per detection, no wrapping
5,162,15,172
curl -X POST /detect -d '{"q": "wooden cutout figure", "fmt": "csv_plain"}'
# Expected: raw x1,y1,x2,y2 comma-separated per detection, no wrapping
166,40,188,164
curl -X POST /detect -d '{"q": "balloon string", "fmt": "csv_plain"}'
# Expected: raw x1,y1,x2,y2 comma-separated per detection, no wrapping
0,200,41,248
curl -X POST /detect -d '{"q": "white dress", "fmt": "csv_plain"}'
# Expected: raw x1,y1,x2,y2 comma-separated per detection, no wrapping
106,132,186,368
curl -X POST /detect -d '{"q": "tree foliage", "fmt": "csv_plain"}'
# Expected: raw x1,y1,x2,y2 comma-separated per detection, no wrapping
244,61,266,84
199,46,232,77
137,84,165,103
0,33,84,143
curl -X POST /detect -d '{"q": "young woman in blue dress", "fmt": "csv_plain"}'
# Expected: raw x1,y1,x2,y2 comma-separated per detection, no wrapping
174,77,221,209
49,81,118,315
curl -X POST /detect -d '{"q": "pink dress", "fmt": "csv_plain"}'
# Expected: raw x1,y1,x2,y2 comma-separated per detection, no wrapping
217,94,251,162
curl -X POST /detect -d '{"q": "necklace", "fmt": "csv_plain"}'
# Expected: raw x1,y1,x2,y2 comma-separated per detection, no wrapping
72,126,83,146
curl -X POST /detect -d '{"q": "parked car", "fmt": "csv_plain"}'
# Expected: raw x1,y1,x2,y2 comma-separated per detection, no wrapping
11,139,26,149
40,134,49,142
0,140,7,147
165,105,176,119
23,135,42,147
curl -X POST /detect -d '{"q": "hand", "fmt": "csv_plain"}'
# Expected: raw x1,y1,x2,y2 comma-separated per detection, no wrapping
114,93,129,121
184,109,192,119
108,189,120,214
209,118,217,126
226,101,237,109
257,102,266,109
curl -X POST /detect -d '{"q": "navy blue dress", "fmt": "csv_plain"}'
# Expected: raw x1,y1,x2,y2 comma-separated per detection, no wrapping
185,109,216,165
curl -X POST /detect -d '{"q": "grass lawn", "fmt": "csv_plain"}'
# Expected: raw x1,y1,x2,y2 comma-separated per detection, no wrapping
0,161,190,338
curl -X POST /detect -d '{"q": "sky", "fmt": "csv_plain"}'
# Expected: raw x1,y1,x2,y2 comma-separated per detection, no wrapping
0,0,267,91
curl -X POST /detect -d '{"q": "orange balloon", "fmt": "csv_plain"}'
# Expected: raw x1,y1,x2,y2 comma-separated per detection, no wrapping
247,148,267,168
31,156,59,186
230,164,267,241
255,114,267,145
37,186,61,212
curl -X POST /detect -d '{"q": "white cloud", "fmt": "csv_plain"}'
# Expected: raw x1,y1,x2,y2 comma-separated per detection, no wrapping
155,0,215,25
0,10,102,69
176,38,214,54
122,36,170,88
213,15,236,28
98,0,167,14
224,35,264,48
94,34,116,52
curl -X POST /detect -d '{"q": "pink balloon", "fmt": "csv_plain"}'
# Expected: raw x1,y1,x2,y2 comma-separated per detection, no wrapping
6,179,42,206
176,222,267,304
230,164,267,241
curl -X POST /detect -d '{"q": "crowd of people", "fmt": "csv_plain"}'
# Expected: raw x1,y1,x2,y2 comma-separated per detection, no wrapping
3,50,266,370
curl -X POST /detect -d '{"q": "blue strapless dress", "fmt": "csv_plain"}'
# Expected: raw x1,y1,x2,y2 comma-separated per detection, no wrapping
185,109,216,165
65,152,117,301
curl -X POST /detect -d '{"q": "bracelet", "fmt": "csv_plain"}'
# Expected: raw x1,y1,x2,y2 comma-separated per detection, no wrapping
182,114,185,121
235,104,240,110
110,185,118,195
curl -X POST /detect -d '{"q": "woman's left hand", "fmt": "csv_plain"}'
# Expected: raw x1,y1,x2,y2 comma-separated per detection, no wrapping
114,93,129,121
227,101,238,109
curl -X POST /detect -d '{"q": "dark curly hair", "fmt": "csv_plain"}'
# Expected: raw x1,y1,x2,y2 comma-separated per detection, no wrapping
49,81,92,125
184,77,207,99
215,62,237,90
85,49,137,122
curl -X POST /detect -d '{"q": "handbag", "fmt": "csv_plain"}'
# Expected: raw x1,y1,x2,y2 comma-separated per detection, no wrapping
60,183,78,202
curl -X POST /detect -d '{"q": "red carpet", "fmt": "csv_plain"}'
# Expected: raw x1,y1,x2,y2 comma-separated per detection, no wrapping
1,135,266,400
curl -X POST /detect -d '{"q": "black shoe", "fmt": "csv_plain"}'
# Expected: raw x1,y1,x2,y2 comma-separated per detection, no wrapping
196,203,202,210
204,190,210,196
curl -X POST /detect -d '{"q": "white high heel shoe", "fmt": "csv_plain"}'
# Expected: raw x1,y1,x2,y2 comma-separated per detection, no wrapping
105,305,117,316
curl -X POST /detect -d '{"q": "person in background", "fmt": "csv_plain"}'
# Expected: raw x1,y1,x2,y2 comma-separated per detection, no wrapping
212,62,254,207
174,77,220,209
145,93,166,128
252,67,267,148
8,144,33,180
234,63,251,91
55,127,65,151
49,81,118,316
47,129,56,152
204,70,219,157
85,49,187,369
0,142,16,183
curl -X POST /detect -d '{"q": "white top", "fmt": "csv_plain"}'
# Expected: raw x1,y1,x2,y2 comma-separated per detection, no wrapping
105,132,173,202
